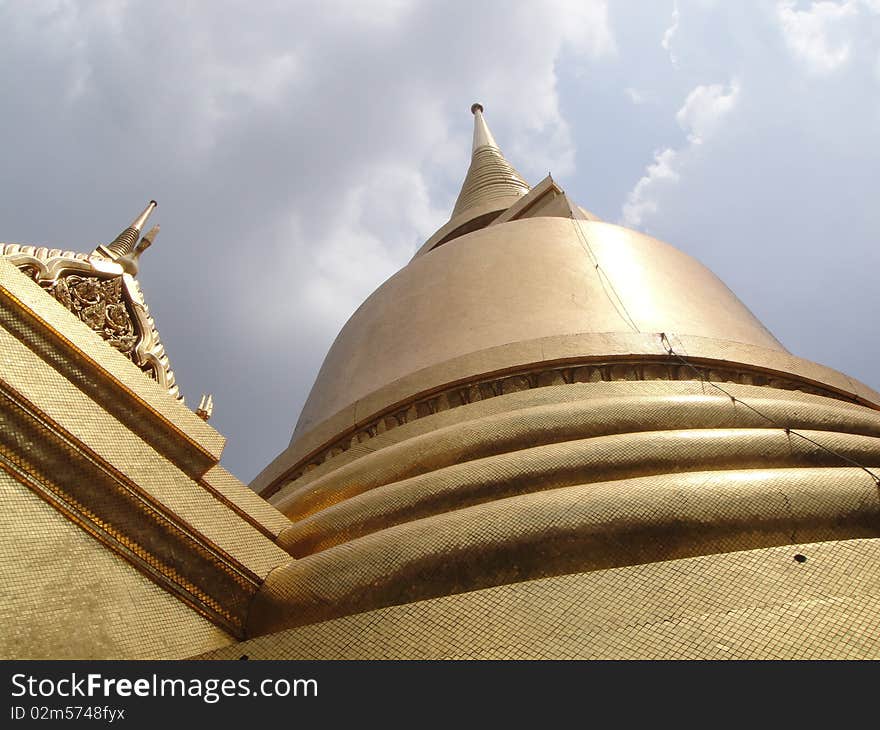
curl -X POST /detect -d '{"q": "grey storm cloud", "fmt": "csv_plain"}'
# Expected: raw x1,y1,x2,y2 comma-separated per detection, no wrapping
1,0,877,483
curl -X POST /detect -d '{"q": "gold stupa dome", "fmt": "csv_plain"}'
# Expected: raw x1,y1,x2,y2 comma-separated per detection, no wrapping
228,105,880,658
254,104,878,497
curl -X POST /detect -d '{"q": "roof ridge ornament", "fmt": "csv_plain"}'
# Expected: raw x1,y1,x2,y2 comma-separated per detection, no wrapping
196,393,214,421
94,200,158,275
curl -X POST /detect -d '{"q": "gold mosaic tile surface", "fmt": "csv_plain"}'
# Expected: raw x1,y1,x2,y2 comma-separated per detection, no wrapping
275,380,879,507
0,472,234,660
0,327,288,579
201,465,291,538
251,465,880,634
200,538,880,660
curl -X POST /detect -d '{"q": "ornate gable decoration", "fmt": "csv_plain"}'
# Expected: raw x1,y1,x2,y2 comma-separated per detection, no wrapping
1,211,181,401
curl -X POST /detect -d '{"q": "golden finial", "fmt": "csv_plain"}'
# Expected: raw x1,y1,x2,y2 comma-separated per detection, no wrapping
196,393,214,421
95,200,157,275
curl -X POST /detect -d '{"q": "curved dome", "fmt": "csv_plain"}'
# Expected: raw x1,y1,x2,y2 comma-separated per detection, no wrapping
295,217,784,438
252,210,880,498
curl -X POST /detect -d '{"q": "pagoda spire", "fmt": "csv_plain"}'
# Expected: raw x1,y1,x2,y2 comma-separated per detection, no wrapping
451,103,530,219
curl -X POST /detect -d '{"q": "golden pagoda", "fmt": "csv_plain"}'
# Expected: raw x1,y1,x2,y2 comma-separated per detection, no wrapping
2,106,879,660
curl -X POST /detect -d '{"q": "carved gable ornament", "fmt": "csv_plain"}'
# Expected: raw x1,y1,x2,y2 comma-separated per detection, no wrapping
1,244,181,400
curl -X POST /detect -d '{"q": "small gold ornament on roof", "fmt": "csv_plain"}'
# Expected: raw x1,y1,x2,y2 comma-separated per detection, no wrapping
196,393,214,421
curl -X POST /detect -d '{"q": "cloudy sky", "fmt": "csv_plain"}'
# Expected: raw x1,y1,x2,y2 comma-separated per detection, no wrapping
1,0,878,484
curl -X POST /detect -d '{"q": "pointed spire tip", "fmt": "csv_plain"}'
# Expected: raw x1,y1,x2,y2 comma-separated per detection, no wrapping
129,199,158,233
450,101,530,218
471,102,497,152
94,199,159,272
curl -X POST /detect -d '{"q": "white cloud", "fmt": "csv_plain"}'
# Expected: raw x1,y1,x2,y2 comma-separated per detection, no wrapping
487,0,616,179
624,87,645,104
621,80,739,227
295,164,447,330
621,147,680,227
675,80,741,143
776,0,859,75
661,1,680,66
558,0,617,58
327,0,415,30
